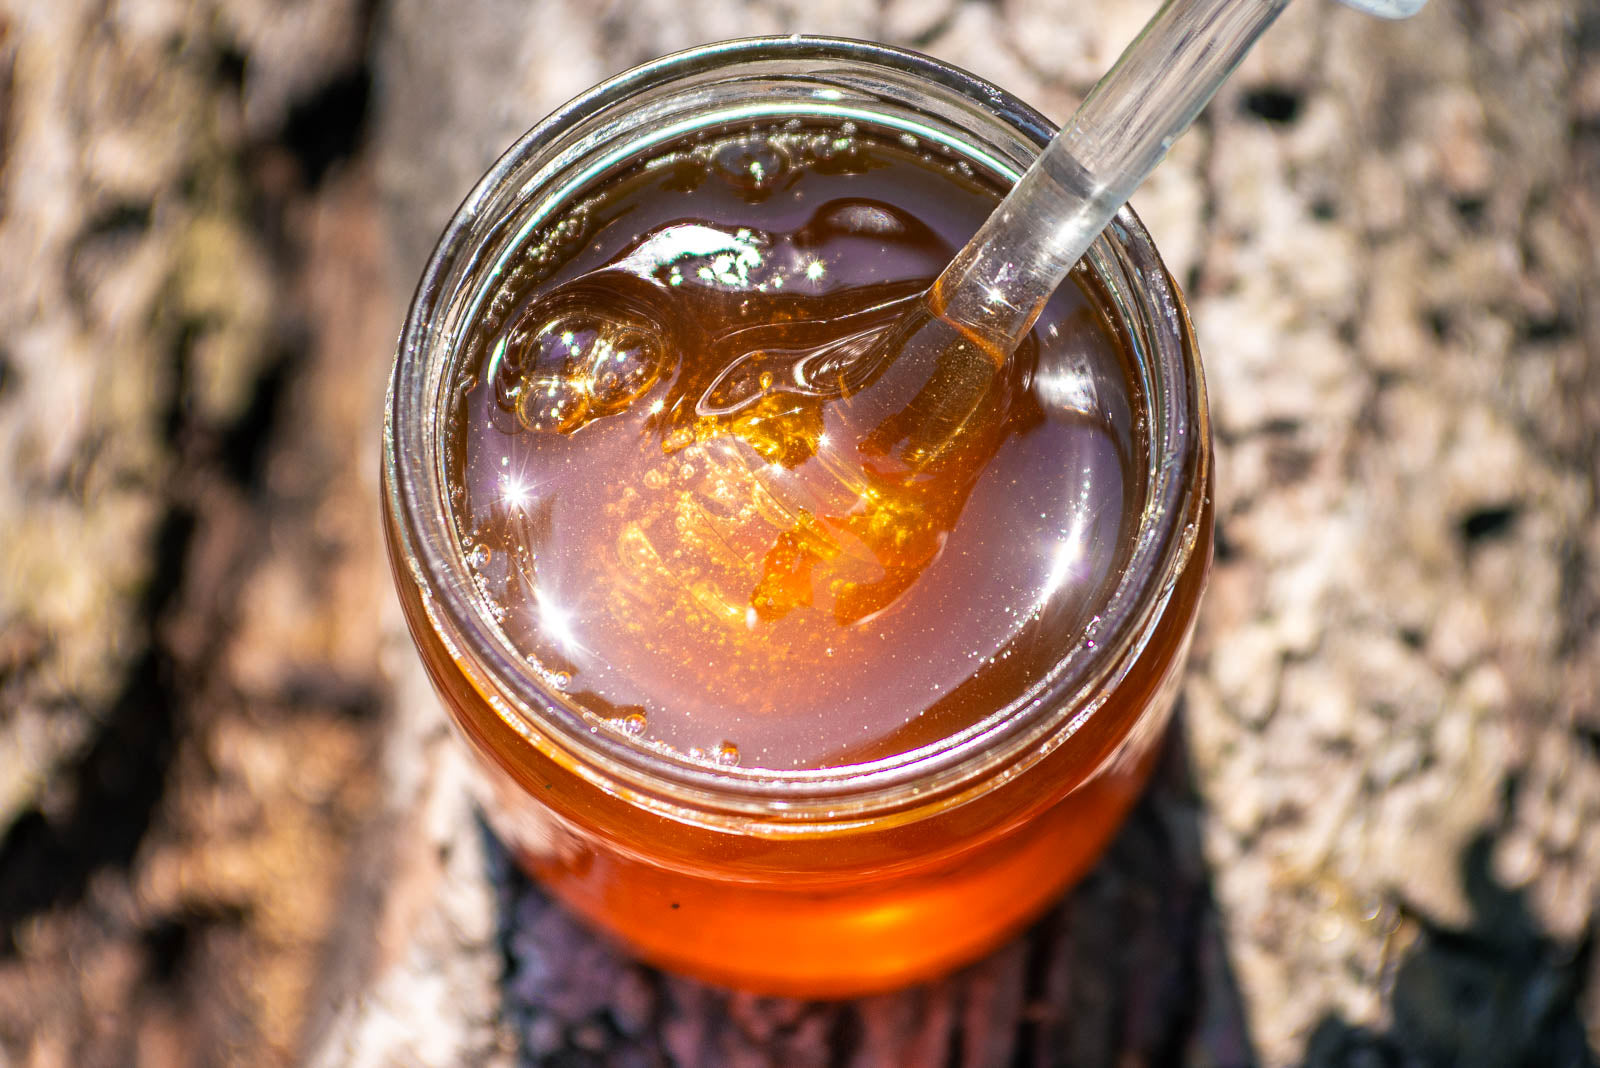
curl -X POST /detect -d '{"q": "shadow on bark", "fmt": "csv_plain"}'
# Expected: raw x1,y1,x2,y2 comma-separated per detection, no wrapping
1304,831,1596,1068
492,708,1258,1066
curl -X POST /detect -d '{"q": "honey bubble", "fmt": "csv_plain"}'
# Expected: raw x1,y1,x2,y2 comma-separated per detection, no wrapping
583,323,666,416
516,373,589,433
711,136,790,191
498,305,666,433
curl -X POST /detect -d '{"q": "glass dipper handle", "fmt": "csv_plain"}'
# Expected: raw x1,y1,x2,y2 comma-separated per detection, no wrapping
931,0,1426,354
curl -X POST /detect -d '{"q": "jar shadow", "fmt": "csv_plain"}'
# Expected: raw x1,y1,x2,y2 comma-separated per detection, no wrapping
489,705,1257,1065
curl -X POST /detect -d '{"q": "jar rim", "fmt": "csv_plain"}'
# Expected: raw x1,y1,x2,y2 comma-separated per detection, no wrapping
385,35,1209,823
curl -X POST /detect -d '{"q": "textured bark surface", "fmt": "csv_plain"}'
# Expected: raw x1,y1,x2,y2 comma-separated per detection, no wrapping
0,0,1596,1065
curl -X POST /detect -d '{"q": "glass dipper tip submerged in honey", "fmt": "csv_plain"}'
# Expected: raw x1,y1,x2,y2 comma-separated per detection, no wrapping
386,39,1211,996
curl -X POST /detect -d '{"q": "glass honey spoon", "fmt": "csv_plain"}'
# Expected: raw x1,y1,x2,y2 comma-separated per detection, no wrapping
687,0,1427,626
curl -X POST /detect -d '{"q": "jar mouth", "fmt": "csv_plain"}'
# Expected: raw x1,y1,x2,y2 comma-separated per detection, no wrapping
386,36,1208,822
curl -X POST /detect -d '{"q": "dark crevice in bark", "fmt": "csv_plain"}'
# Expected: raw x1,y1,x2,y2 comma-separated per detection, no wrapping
283,66,373,189
1458,504,1520,545
142,902,251,987
220,334,302,488
0,502,192,949
1240,86,1302,125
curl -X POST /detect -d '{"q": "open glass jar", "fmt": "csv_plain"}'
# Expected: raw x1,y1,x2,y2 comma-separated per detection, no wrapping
383,36,1212,997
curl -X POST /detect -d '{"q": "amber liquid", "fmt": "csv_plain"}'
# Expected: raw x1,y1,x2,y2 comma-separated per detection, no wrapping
395,120,1212,994
447,125,1142,770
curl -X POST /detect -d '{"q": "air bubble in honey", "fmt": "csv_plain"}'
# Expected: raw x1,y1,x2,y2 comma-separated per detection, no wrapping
497,307,666,433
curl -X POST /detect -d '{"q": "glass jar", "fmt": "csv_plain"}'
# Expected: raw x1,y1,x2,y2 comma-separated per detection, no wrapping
383,36,1212,997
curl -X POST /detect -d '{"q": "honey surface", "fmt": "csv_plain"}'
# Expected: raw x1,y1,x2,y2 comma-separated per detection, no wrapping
447,123,1141,770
